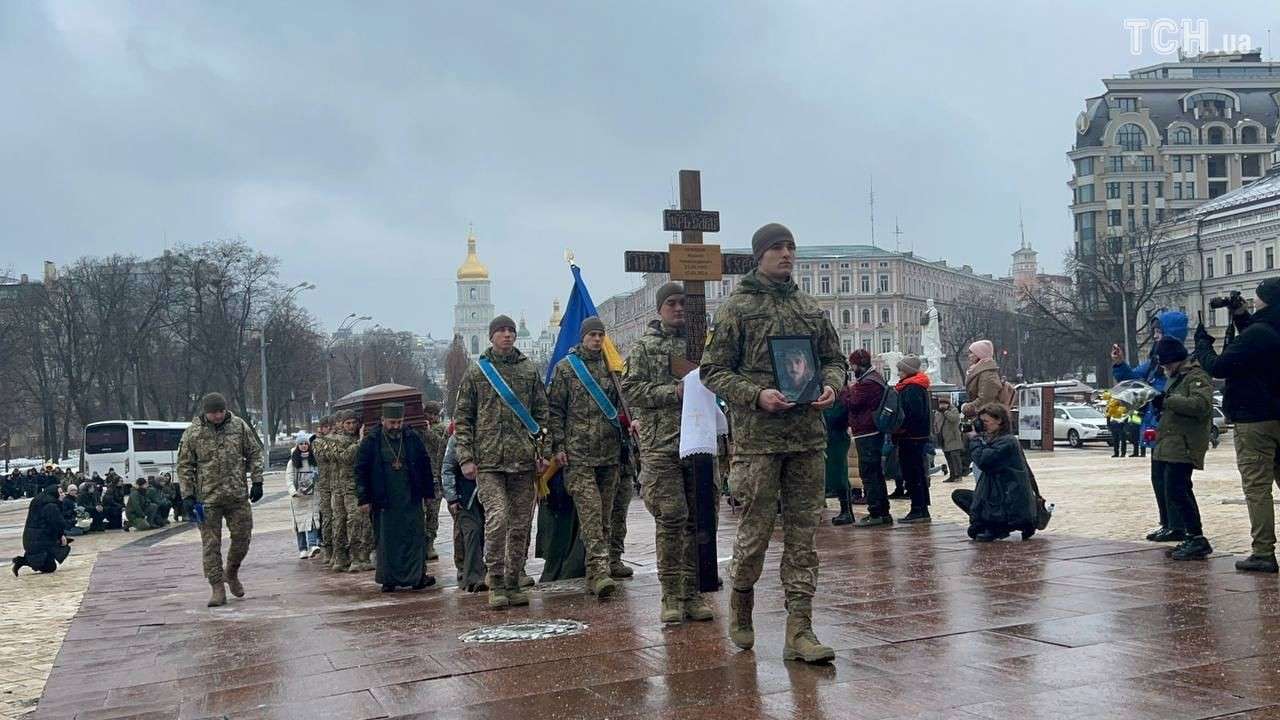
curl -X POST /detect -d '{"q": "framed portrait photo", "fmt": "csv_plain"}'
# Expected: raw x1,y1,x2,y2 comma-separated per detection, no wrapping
768,335,821,404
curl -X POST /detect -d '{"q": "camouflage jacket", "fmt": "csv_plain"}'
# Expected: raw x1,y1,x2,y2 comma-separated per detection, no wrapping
702,270,847,454
423,423,446,484
314,431,360,494
549,346,622,467
176,411,264,505
455,347,549,473
621,320,686,456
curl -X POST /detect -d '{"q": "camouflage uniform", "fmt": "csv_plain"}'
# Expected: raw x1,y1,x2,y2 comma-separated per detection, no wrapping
317,427,370,568
313,427,333,555
702,269,845,613
421,422,447,558
611,447,635,567
622,320,699,601
549,345,622,585
176,411,264,586
454,347,548,588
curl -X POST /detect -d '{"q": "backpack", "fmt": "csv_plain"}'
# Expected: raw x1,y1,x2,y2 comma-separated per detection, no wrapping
870,375,904,434
996,379,1017,409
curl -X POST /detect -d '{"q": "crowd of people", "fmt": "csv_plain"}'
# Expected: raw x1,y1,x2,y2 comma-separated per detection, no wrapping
11,227,1280,665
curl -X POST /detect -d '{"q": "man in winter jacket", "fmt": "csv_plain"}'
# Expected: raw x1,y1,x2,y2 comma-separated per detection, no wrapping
1150,337,1214,561
1196,278,1280,573
1113,310,1189,541
893,355,933,523
844,349,893,527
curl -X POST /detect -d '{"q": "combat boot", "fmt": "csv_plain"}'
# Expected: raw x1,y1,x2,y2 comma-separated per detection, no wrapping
591,575,618,600
660,594,684,624
207,582,227,608
683,593,714,621
316,547,330,564
729,587,754,649
506,578,530,607
488,585,509,609
783,610,835,664
224,566,244,598
519,573,535,588
609,559,634,579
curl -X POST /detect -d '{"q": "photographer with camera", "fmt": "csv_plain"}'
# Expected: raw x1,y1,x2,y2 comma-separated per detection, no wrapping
1195,278,1280,574
1111,310,1189,543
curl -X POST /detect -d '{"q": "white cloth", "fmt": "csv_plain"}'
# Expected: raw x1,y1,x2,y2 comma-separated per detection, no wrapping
285,457,320,533
678,368,729,459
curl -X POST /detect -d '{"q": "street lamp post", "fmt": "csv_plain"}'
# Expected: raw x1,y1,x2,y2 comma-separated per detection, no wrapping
325,314,372,410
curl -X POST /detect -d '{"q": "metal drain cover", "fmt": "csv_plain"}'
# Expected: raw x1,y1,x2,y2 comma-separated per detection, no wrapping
459,619,587,643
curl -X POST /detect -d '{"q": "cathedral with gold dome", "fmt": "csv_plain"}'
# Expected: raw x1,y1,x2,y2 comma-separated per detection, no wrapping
453,228,494,358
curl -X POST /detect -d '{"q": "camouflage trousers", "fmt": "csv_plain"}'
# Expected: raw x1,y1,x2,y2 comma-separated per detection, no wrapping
198,498,253,585
639,452,697,597
423,478,444,550
610,461,635,563
476,470,535,583
727,451,824,609
331,483,372,565
316,475,333,550
565,463,619,581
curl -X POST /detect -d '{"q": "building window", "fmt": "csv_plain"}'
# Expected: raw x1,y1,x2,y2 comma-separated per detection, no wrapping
1225,254,1234,276
842,338,852,355
1075,157,1095,176
880,308,891,324
1108,210,1122,227
721,279,730,296
1207,126,1226,145
1206,257,1214,279
470,336,479,355
879,262,889,268
1117,124,1146,151
1127,209,1136,230
819,263,829,269
1266,247,1275,270
1106,182,1120,199
862,339,872,352
1077,184,1095,202
1183,155,1195,172
1156,209,1164,222
840,262,850,269
1245,250,1253,272
861,308,871,325
1171,127,1192,144
860,276,870,293
1141,183,1150,203
1126,183,1135,203
1243,154,1262,177
840,275,851,294
1185,182,1195,199
820,276,830,294
1173,183,1183,200
1109,156,1125,173
1142,209,1149,226
1178,264,1185,282
1136,156,1154,171
1115,97,1139,112
881,338,892,353
801,277,812,294
1156,181,1163,198
860,262,870,268
841,309,852,326
1077,211,1096,243
878,275,890,293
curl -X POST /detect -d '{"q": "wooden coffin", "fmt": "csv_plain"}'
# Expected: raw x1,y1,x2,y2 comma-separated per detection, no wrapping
332,383,427,431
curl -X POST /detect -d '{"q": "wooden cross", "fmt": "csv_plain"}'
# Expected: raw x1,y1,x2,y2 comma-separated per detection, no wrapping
623,169,755,592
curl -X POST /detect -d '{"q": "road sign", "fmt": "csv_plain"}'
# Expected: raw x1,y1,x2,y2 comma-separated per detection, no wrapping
663,208,720,233
624,250,755,275
668,244,723,281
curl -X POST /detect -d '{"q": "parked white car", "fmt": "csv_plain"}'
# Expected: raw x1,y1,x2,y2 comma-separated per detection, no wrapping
1053,404,1112,448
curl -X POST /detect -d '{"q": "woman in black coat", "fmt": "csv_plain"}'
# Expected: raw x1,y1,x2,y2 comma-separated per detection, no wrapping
12,487,71,575
951,404,1039,542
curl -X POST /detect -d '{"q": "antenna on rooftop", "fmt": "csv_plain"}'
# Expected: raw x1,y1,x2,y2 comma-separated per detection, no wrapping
1018,203,1028,250
869,174,877,248
893,217,903,253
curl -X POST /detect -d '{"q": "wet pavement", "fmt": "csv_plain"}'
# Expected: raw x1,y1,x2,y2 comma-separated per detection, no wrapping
26,492,1280,720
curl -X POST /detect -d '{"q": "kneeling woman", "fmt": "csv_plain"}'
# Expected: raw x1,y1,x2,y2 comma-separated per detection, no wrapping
952,404,1038,541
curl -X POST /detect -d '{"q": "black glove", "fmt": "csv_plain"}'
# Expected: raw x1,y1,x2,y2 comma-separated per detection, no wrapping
249,482,263,503
1194,324,1213,347
1151,394,1165,415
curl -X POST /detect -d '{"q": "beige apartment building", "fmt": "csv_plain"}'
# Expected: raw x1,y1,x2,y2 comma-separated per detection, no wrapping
1068,50,1280,281
597,244,1016,385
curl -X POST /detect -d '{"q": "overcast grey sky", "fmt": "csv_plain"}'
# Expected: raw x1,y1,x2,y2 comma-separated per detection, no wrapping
1,2,1274,337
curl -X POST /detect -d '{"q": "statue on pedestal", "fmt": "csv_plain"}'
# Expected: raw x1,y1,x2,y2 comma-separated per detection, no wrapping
920,299,944,385
878,350,904,385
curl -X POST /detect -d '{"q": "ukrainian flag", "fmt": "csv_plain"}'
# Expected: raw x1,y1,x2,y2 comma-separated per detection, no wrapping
544,264,625,385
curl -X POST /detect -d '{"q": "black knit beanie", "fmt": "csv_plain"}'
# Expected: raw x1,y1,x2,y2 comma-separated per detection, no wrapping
489,315,516,338
751,223,794,261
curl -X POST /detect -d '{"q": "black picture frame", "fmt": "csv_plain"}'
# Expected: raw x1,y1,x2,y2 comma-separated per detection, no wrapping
768,335,821,404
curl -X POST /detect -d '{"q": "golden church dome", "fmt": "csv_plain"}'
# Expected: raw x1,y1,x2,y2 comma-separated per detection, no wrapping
456,229,489,281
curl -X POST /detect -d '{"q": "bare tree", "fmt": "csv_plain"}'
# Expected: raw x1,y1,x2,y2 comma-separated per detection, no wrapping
443,335,469,417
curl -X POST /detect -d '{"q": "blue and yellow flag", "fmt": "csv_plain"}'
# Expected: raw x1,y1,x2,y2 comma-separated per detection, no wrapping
544,264,624,386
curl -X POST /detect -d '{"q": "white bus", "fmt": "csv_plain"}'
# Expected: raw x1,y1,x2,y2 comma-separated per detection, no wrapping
83,420,190,482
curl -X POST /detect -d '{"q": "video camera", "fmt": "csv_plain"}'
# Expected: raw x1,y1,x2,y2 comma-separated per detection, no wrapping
1208,290,1245,312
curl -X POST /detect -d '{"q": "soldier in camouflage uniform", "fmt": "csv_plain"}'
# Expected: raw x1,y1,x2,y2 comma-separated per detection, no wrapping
312,415,334,563
702,223,846,664
176,392,265,608
548,317,622,600
421,402,447,562
318,411,372,572
621,283,715,625
455,315,549,609
609,440,636,579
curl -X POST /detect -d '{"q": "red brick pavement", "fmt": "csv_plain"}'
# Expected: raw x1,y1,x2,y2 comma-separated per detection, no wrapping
29,501,1280,720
